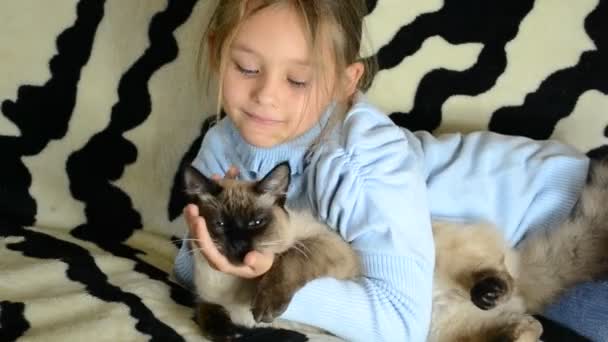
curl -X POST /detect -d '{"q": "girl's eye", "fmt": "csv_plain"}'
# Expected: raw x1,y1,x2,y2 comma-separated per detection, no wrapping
288,78,308,88
236,63,258,76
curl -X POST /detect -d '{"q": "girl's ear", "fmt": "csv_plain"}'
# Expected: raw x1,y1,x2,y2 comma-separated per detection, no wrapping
343,61,365,99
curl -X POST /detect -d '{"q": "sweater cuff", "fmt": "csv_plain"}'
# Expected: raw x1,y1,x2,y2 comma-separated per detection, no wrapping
522,156,589,240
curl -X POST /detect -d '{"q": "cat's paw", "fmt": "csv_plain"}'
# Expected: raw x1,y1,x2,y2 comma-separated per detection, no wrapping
512,316,543,342
251,288,290,323
470,272,512,310
195,302,244,342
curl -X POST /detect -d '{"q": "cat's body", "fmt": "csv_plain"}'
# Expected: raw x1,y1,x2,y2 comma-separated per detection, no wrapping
189,207,359,328
183,163,359,341
430,159,608,342
183,160,608,342
430,220,539,342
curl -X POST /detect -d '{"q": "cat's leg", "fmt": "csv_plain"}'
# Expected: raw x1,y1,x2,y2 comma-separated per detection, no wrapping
487,316,543,342
195,301,244,342
470,269,514,310
510,316,543,342
251,233,359,323
195,301,311,342
457,315,543,342
517,159,608,314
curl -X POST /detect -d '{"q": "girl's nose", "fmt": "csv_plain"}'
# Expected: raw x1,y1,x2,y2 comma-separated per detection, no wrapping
253,74,278,107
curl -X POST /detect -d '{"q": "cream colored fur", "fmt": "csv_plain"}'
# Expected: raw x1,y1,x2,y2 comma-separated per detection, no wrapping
430,160,608,341
1,1,607,341
192,207,357,333
430,221,539,342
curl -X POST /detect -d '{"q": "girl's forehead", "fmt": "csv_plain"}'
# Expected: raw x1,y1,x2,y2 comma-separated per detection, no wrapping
232,4,336,69
233,5,313,61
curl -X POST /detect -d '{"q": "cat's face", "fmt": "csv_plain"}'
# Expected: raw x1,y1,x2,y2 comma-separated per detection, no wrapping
183,163,293,265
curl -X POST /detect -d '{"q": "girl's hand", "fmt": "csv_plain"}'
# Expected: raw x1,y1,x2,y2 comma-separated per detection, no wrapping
184,166,275,279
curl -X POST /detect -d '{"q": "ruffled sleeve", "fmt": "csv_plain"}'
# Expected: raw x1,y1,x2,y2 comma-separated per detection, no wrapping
281,102,436,342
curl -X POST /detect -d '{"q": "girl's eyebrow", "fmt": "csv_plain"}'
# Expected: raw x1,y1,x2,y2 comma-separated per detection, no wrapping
232,43,257,55
232,43,311,67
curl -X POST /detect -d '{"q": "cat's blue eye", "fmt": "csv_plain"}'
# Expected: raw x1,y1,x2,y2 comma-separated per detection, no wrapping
215,219,225,227
247,218,265,228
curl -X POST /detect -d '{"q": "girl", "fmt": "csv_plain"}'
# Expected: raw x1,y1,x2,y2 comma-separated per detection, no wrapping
174,0,607,341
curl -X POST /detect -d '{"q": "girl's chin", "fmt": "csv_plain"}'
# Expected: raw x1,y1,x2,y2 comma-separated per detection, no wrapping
240,130,287,148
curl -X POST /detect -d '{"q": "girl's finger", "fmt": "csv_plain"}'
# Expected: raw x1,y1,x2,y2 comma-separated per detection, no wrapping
244,252,257,267
244,251,273,276
227,166,239,179
183,194,261,278
184,205,202,241
184,203,199,218
194,220,236,272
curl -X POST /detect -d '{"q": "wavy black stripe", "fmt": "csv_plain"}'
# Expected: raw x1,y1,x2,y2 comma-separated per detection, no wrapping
366,0,378,14
588,145,608,159
0,0,105,227
0,220,186,342
0,300,29,341
489,1,608,140
64,0,199,339
168,116,218,222
199,302,308,342
369,0,534,132
587,126,608,159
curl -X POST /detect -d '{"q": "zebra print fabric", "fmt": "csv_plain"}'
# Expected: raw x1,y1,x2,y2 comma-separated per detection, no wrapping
1,0,606,341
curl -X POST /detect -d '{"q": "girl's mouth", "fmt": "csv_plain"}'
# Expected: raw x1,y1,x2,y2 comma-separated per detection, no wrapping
244,111,283,125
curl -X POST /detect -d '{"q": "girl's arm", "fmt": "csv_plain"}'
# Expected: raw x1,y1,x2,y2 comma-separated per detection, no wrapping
281,110,435,342
414,130,589,245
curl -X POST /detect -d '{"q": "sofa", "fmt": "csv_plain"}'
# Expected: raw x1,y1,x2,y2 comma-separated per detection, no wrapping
1,0,606,341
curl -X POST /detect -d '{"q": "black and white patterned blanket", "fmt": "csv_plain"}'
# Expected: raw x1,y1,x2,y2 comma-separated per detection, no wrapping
1,0,606,341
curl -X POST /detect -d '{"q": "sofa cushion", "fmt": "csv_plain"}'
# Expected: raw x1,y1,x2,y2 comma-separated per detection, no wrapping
1,0,605,341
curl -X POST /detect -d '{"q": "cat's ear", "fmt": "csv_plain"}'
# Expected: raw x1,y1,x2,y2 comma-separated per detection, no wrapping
183,166,221,196
256,162,291,196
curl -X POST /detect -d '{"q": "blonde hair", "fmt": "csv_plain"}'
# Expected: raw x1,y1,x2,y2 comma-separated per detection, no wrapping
197,0,377,147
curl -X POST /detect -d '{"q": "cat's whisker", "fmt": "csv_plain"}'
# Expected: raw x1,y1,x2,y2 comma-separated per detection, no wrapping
187,247,205,256
176,238,201,244
292,242,310,261
296,240,312,255
257,240,286,247
179,239,209,255
294,246,310,261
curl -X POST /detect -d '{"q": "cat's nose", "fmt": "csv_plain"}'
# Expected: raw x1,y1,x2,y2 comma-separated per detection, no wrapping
229,239,252,264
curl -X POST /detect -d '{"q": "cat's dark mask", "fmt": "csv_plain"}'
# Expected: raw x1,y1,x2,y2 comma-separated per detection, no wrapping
183,162,291,264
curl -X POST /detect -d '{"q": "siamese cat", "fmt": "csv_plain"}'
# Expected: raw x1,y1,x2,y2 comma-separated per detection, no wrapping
183,162,359,341
183,159,608,342
429,159,608,342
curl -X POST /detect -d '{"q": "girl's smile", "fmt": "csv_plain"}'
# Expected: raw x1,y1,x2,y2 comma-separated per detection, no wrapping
243,110,284,126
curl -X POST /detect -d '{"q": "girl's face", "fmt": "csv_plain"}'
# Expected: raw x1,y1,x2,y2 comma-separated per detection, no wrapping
220,4,336,148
